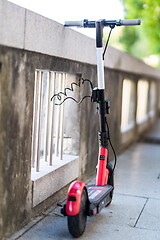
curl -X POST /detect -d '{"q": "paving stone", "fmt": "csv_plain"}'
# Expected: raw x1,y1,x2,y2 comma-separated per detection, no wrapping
136,198,160,231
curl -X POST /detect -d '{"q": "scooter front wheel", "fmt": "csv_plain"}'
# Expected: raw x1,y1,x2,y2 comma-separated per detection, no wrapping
67,189,88,238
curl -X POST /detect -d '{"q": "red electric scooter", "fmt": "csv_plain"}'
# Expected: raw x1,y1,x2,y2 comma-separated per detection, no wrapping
55,18,141,238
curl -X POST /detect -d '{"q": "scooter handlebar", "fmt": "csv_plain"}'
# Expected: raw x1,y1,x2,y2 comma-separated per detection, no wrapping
64,19,141,28
64,20,84,27
119,19,141,26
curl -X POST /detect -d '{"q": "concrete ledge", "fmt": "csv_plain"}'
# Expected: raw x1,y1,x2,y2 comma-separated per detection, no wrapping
106,46,160,78
25,9,96,66
32,155,79,207
0,1,160,78
0,0,25,49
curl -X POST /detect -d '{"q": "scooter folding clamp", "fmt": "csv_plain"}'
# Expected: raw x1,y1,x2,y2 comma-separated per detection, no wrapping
98,131,109,147
91,88,110,114
91,87,100,102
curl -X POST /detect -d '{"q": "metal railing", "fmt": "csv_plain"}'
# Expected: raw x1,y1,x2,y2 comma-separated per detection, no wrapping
31,70,66,172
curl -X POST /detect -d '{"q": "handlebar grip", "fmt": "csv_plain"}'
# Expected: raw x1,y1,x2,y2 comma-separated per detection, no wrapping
64,20,84,27
120,19,141,26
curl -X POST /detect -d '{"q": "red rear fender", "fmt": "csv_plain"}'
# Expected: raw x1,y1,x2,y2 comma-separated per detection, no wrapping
66,181,87,216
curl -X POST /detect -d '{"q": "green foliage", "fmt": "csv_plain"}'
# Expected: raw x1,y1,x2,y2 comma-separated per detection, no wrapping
119,0,160,67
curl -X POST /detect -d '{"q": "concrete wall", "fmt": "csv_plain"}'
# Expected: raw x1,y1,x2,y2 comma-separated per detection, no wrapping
0,1,160,239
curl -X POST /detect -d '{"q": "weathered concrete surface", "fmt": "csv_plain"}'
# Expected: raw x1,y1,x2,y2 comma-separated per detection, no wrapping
0,47,33,239
0,0,26,49
10,120,160,240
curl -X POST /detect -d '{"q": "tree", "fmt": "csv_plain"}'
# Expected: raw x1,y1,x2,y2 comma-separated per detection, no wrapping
119,0,160,67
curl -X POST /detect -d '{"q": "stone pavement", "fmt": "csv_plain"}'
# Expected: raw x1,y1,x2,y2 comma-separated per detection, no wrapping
9,120,160,240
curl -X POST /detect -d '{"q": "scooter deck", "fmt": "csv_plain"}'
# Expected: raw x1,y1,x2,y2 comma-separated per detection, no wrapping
87,184,113,215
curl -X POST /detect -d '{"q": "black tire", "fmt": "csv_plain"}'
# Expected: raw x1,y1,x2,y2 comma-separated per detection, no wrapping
105,162,114,207
67,189,88,238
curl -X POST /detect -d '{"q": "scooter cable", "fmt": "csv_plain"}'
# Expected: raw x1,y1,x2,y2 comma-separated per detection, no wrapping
51,77,94,104
105,117,117,172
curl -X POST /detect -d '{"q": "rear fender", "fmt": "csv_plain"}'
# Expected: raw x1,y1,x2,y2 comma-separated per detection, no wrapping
66,181,87,216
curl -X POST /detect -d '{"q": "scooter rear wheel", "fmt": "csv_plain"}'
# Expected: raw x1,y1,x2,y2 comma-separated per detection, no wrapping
67,189,88,238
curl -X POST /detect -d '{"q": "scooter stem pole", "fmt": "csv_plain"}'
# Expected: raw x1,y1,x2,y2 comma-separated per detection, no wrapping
96,47,105,90
96,21,105,90
96,21,107,137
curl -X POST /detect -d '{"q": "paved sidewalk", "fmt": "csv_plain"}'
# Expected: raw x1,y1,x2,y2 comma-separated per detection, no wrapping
9,120,160,240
